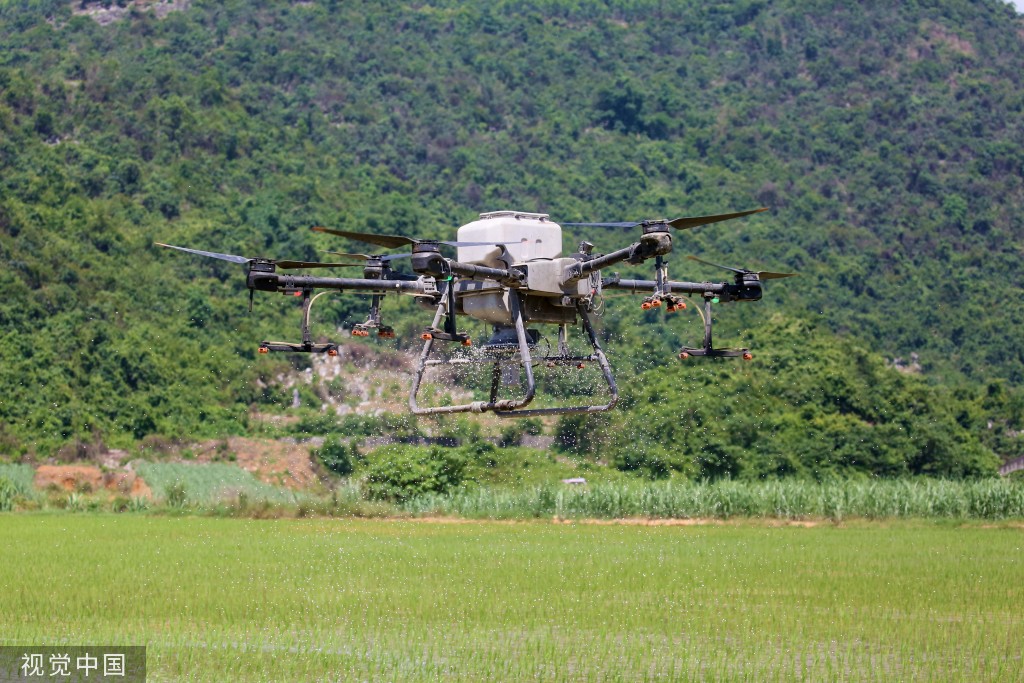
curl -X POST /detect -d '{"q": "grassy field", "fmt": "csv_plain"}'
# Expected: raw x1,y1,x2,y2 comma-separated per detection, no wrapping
0,464,34,491
0,515,1021,681
134,462,303,505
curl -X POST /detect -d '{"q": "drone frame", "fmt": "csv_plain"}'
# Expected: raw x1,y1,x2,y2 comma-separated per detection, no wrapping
408,284,619,417
158,207,790,418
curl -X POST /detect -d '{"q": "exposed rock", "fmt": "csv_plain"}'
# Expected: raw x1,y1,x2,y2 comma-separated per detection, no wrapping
71,0,191,27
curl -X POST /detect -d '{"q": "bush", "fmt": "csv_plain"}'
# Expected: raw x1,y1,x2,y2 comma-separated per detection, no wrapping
499,417,544,448
164,482,188,508
314,435,354,476
460,440,499,468
362,445,466,503
613,443,693,480
294,411,340,436
554,413,612,456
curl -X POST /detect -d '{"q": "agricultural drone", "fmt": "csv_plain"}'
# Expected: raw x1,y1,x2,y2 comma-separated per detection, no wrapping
157,208,795,417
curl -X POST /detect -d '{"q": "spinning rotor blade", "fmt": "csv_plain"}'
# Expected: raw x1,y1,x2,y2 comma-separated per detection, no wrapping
562,208,767,230
756,271,799,280
667,208,768,230
560,221,639,229
311,227,414,249
686,255,745,275
156,243,355,270
274,259,362,270
155,243,250,264
312,226,508,249
686,255,798,280
323,250,413,263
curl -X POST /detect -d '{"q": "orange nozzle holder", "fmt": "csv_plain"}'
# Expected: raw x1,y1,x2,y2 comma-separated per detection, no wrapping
462,339,472,347
742,352,753,361
327,348,338,357
678,352,690,360
641,302,652,311
651,298,662,308
421,332,433,340
258,346,269,354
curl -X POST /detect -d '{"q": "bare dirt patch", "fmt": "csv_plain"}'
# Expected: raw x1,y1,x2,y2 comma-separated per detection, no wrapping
33,465,152,498
194,437,321,490
35,465,103,492
105,471,153,498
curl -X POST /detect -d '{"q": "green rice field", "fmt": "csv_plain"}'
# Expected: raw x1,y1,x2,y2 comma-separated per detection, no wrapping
0,516,1021,681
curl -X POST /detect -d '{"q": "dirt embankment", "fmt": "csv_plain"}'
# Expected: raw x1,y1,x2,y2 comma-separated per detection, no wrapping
33,466,152,498
195,437,321,490
27,437,320,498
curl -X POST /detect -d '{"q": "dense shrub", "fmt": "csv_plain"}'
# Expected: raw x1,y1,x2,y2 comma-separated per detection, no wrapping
314,435,354,476
362,445,467,503
498,418,544,448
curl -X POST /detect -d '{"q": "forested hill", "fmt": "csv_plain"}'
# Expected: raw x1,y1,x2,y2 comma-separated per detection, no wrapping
0,0,1022,462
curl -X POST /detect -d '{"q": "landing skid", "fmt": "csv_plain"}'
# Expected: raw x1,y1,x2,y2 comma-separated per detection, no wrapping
677,298,753,360
678,346,750,359
258,288,341,355
259,341,339,355
409,287,618,417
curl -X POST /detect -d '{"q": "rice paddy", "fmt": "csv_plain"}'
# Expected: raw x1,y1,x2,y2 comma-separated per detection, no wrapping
1,515,1021,681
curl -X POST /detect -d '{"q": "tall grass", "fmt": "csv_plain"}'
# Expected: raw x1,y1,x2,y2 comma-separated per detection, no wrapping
0,463,35,491
402,478,1024,520
0,464,37,511
134,462,301,505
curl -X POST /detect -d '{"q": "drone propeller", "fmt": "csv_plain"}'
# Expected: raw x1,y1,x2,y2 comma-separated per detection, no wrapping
686,255,798,280
155,243,355,270
562,208,768,230
322,250,413,263
311,226,505,250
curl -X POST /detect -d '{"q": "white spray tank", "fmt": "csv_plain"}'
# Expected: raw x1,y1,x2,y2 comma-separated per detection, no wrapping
456,211,562,267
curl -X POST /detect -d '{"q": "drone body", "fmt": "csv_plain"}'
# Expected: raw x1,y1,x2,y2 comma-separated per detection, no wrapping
158,207,794,417
455,212,587,328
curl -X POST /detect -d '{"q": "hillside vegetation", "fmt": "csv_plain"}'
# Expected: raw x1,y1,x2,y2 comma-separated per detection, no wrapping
0,0,1022,472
